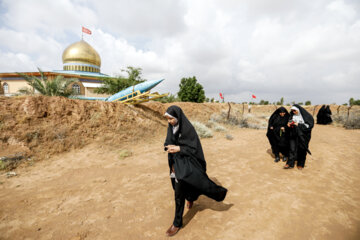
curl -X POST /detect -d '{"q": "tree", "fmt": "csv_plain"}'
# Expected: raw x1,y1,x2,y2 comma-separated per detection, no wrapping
121,66,145,83
276,97,284,105
305,100,311,105
177,76,205,103
94,66,146,95
349,97,360,106
17,68,77,97
259,100,269,105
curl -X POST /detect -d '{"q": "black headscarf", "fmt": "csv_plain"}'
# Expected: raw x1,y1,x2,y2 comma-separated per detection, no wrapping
164,105,227,202
164,105,206,172
266,107,290,148
289,104,314,154
267,107,290,131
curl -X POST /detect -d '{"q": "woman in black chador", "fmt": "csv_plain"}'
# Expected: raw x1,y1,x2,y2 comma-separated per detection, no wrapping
284,105,314,170
266,107,290,162
317,105,332,125
164,105,227,237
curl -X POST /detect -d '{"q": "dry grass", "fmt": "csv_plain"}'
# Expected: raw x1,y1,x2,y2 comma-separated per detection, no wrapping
118,149,132,160
344,115,360,129
210,111,267,129
332,114,360,129
191,121,213,138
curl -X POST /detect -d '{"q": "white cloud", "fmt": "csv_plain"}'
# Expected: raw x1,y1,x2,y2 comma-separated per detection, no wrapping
0,0,359,104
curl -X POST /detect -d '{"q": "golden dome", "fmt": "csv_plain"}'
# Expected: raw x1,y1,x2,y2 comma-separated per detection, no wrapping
62,40,101,72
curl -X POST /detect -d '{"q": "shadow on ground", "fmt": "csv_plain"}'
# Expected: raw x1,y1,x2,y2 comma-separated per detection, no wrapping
182,177,233,227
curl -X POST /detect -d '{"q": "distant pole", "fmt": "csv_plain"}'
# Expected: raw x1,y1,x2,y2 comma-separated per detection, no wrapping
313,105,318,116
227,102,231,120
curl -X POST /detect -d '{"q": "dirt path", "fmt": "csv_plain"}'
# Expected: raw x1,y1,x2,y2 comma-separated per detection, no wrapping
1,125,359,240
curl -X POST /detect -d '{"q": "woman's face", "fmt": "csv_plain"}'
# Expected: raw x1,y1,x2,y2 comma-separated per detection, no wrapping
291,110,299,115
165,115,178,126
279,112,286,117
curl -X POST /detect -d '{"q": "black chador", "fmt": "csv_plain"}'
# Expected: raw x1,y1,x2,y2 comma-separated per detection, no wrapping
317,105,332,125
164,106,227,230
266,107,290,162
285,105,314,169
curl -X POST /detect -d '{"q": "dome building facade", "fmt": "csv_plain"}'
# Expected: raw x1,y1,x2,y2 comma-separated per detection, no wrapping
62,40,101,73
0,40,110,97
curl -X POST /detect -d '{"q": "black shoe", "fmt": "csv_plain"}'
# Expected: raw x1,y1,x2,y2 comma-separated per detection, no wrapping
274,157,280,162
283,157,288,162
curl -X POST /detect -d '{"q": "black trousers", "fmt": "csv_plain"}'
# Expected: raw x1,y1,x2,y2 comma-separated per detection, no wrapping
286,139,307,167
272,145,289,158
172,179,198,227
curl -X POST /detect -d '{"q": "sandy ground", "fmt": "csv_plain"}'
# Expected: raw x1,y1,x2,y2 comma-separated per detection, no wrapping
0,125,360,240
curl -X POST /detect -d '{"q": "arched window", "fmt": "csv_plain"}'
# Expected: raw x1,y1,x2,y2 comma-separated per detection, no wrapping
72,84,80,94
3,82,9,94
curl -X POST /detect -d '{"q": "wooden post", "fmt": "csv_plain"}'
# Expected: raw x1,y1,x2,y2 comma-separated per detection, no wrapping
347,106,352,120
313,105,318,116
227,102,231,120
0,80,3,95
337,105,341,115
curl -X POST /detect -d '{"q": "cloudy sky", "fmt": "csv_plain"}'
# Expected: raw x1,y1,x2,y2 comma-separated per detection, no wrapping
1,0,359,104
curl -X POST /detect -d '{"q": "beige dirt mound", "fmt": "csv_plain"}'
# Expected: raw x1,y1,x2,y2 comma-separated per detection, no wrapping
1,96,358,167
0,96,166,162
0,97,236,164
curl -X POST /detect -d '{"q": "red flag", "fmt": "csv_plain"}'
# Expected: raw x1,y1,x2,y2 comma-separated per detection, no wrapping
219,93,224,99
252,94,256,99
82,26,92,35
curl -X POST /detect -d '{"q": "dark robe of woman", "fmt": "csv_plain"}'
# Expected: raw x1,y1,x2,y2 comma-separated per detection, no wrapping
266,107,290,160
286,104,314,168
317,105,332,125
324,105,333,124
164,105,227,227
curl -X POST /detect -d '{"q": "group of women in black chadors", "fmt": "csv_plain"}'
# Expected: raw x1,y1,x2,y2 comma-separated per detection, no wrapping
316,105,333,125
266,104,315,170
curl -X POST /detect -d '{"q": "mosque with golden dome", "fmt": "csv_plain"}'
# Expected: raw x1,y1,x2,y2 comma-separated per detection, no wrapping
0,40,110,97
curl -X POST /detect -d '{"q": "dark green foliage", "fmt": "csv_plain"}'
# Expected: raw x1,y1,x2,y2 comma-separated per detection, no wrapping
94,66,145,94
276,97,284,105
305,100,311,105
297,102,304,105
349,98,360,106
17,68,77,97
259,100,269,105
177,76,205,103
